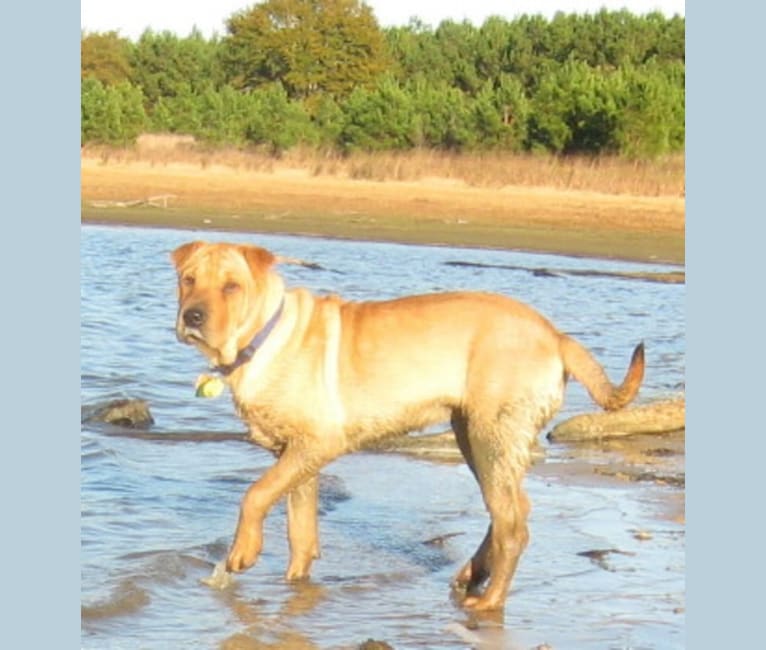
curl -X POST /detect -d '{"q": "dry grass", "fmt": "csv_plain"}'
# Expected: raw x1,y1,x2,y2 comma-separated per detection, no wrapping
338,150,684,197
82,133,685,264
84,134,685,198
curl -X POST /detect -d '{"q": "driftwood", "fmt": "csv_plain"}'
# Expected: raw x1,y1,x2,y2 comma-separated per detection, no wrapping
444,260,684,285
366,431,464,462
89,194,176,209
367,430,545,464
275,255,325,270
547,398,685,443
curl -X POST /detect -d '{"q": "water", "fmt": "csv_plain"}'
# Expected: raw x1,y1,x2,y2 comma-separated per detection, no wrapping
81,224,685,649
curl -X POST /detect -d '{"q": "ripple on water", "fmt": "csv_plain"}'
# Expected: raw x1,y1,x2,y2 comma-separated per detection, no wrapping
81,225,684,649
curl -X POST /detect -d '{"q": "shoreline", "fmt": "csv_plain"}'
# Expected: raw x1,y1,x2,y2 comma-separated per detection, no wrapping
81,157,685,265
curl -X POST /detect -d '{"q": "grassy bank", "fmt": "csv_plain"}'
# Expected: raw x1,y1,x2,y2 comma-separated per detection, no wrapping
87,136,685,197
81,140,685,265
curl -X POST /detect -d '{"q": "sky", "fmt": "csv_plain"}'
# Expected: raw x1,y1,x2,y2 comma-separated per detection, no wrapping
80,0,685,41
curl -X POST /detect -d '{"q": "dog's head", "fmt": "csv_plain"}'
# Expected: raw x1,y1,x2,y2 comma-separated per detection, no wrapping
171,241,279,367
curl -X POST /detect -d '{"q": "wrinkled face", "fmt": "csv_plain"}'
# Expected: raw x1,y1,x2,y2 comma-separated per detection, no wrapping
171,242,276,366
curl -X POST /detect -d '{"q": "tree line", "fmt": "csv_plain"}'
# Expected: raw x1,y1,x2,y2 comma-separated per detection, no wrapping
81,0,684,158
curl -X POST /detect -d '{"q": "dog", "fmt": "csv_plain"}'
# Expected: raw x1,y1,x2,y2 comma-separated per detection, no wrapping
171,241,644,611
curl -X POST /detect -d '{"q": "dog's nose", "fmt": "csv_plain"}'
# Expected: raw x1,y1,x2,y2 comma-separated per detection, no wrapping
183,307,206,328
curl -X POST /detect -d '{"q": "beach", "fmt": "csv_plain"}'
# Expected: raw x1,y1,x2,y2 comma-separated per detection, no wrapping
81,154,685,265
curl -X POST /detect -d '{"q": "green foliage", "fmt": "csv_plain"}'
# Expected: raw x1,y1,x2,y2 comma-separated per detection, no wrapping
223,0,389,100
80,9,685,159
194,86,252,145
407,80,475,149
145,83,316,153
242,83,316,153
529,62,620,154
612,62,685,158
310,94,346,148
81,31,134,85
485,74,530,150
385,20,452,87
340,77,418,151
148,84,203,135
433,20,482,93
81,79,147,145
471,81,509,148
130,29,225,107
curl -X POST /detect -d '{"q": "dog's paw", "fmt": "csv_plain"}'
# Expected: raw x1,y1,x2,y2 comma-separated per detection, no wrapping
452,562,473,588
285,556,315,582
452,560,489,591
226,548,257,573
462,594,504,612
226,530,262,573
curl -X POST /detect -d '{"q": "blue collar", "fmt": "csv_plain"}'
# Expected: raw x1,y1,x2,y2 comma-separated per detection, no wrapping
213,298,285,376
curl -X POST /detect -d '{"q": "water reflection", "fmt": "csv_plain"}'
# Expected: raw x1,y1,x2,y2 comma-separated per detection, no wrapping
81,225,684,649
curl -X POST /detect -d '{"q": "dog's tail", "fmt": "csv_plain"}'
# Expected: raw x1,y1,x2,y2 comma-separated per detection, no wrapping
560,336,645,411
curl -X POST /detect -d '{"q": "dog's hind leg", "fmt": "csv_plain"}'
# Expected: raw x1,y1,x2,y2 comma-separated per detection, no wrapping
462,483,531,611
461,406,535,611
286,474,321,581
453,525,492,594
450,410,492,592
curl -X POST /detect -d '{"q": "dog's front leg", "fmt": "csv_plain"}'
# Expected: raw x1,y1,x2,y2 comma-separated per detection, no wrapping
226,445,331,574
286,475,320,581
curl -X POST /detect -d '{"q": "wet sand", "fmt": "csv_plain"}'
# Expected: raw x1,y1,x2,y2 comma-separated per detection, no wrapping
81,157,685,265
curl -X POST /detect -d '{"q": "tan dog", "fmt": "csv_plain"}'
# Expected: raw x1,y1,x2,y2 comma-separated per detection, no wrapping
171,241,644,611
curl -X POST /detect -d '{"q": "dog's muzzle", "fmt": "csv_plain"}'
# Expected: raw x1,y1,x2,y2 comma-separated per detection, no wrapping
177,305,207,344
183,306,206,328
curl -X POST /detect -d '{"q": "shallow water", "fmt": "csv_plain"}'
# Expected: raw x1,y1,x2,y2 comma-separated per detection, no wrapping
81,224,685,649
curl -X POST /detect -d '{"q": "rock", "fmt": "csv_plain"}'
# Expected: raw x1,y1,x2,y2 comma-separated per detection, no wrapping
577,548,636,571
547,398,684,442
81,398,154,429
593,465,685,488
358,640,394,650
367,431,463,462
422,532,464,547
368,430,545,464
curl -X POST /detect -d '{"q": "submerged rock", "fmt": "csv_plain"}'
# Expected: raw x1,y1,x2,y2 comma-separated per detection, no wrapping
368,430,545,464
358,640,394,650
366,431,463,462
81,398,154,429
577,548,636,572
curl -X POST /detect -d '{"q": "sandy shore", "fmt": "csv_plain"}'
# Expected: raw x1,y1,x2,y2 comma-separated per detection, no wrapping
81,157,685,265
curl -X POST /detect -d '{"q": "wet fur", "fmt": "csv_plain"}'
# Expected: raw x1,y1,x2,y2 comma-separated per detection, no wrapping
172,241,644,611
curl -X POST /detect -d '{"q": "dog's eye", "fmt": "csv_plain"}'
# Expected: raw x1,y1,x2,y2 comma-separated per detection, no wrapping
181,276,195,288
223,281,240,294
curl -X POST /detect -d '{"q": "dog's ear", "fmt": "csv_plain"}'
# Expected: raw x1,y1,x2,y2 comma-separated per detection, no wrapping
239,245,276,277
171,241,204,270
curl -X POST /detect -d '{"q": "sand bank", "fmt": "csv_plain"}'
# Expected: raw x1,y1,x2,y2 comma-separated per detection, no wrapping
81,157,685,265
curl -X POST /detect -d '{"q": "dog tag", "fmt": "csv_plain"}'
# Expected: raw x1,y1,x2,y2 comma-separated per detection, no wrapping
195,374,225,398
